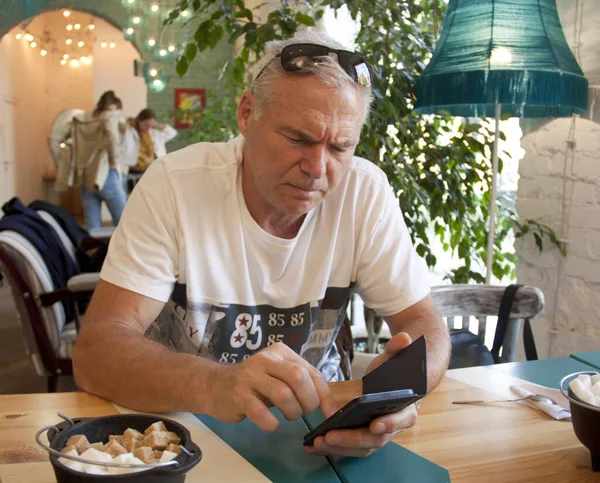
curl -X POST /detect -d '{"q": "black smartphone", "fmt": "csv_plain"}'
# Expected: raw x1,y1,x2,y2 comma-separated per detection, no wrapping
303,389,423,446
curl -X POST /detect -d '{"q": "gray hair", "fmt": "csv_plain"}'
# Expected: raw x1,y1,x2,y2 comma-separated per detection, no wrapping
251,29,373,123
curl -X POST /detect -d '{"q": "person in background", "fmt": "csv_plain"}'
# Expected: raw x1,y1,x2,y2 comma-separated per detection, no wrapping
129,108,178,172
75,90,128,229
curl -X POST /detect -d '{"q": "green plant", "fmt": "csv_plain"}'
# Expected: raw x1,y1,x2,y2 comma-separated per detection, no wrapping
513,217,567,256
165,0,562,283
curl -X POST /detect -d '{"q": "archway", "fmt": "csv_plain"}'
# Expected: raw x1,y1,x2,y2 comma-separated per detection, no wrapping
0,5,147,206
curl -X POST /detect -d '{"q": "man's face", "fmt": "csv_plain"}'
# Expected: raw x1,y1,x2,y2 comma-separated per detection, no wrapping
238,75,364,221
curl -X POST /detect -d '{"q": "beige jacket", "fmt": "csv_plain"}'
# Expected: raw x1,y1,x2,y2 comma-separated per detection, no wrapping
55,111,123,191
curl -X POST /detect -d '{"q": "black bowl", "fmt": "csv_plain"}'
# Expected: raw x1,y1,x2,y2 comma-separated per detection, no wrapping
561,371,600,472
45,414,202,483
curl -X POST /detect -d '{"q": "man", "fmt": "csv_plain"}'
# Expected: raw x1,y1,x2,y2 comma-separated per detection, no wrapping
73,30,451,458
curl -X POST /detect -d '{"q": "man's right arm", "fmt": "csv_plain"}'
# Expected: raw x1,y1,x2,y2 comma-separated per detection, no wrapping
73,279,217,414
73,279,337,431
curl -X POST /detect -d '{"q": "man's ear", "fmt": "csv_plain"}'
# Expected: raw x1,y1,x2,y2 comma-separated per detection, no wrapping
237,91,254,136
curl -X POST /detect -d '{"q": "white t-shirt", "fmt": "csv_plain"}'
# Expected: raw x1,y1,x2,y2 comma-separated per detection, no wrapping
100,136,430,381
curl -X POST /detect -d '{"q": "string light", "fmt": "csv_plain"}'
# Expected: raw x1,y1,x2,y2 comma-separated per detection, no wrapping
63,10,71,17
59,142,67,148
168,45,175,52
126,28,134,35
81,56,91,65
159,49,166,56
101,41,107,48
132,17,141,24
66,24,73,31
77,41,85,47
30,41,37,48
40,49,47,56
66,39,72,45
88,24,95,31
148,38,156,47
109,42,116,49
70,59,80,67
153,79,163,86
63,54,69,59
149,68,157,76
181,10,189,18
74,23,81,30
25,34,33,41
15,33,22,40
127,0,135,3
60,59,67,65
151,4,159,12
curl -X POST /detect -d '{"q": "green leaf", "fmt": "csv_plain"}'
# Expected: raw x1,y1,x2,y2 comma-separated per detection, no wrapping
185,43,197,62
210,9,224,20
176,56,189,77
208,25,224,49
234,8,253,20
295,13,316,26
534,233,543,252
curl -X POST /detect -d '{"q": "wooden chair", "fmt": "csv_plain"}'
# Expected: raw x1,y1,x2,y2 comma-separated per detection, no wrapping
354,285,544,378
0,205,105,392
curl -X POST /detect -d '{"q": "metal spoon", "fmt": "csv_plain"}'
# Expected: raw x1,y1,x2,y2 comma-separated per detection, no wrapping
453,394,558,405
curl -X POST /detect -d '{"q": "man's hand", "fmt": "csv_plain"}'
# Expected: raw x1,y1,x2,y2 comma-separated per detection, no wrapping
207,342,339,432
304,332,417,458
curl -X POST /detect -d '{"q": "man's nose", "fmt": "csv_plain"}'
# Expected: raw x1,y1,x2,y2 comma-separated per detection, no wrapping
300,145,327,179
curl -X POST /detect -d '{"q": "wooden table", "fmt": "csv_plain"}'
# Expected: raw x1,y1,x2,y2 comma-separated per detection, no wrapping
0,367,596,482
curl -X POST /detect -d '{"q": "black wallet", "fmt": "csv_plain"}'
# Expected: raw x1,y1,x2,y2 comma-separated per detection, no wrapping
361,335,428,396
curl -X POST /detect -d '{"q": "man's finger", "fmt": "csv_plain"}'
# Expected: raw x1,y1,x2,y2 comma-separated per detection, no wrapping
322,427,391,450
278,348,339,418
243,393,281,432
256,375,306,421
384,332,413,356
368,404,418,435
312,436,380,458
267,362,320,414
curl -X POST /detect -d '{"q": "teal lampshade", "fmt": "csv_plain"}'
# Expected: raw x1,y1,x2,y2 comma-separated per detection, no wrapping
414,0,589,118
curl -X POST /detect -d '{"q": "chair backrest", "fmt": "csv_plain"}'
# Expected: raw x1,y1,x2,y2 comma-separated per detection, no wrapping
431,284,544,362
359,284,544,363
0,232,67,378
36,210,77,265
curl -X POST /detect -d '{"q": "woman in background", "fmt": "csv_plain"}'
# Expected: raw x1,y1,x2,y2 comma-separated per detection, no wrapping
130,108,178,172
76,90,128,229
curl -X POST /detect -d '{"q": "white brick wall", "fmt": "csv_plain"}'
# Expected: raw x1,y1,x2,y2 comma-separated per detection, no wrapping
517,117,600,358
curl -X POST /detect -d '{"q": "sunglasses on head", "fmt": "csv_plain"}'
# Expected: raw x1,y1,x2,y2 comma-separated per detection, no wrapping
254,43,373,88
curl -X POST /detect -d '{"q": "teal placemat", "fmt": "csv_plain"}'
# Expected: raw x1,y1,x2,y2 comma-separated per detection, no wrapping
196,410,341,483
570,352,600,372
485,357,594,388
303,410,451,483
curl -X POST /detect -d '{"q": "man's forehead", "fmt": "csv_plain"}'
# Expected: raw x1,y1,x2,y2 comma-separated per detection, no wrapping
280,125,359,147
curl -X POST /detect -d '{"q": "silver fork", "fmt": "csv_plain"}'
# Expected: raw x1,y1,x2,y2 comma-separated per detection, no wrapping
453,394,557,405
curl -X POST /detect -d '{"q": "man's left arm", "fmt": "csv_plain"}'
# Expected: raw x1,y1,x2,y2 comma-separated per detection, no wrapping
385,294,451,391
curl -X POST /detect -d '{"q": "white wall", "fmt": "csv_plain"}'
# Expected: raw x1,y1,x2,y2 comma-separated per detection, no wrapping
517,118,600,358
0,36,16,205
0,20,50,205
0,10,146,214
515,0,600,359
92,17,146,119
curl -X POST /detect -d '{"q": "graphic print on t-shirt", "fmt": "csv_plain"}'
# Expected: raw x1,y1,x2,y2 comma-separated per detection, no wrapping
147,283,352,381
